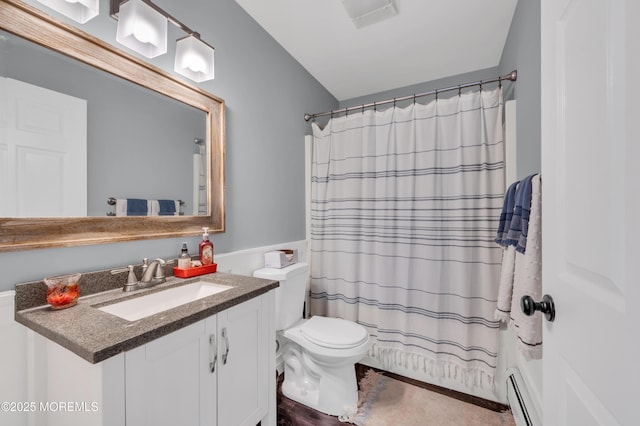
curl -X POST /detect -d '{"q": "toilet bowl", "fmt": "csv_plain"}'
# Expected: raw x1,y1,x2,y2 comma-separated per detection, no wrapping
253,263,371,417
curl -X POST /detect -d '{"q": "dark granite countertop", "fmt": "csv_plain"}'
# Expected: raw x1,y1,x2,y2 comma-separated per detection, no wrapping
15,272,278,364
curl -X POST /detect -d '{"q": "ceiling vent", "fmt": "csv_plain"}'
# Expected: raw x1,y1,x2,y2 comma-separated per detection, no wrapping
341,0,398,29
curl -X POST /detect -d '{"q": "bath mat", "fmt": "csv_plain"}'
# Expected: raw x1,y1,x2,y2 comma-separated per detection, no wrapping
346,370,515,426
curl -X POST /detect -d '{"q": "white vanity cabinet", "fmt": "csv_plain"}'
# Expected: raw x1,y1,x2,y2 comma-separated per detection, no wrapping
126,293,272,426
27,290,276,426
125,318,217,425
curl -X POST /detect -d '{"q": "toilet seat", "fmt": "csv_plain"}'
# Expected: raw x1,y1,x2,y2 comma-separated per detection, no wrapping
300,316,368,349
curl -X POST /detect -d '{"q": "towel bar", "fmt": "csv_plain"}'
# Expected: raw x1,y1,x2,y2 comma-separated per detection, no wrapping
106,197,186,216
107,197,185,206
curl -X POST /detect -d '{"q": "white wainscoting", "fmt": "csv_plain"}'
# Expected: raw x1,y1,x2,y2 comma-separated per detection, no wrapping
214,240,308,276
0,291,28,426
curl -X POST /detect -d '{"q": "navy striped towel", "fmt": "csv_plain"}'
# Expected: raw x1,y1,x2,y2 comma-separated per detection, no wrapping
126,198,149,216
495,180,520,246
506,174,536,253
157,199,177,216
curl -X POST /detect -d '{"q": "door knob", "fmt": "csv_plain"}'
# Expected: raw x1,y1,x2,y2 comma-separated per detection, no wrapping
521,294,556,322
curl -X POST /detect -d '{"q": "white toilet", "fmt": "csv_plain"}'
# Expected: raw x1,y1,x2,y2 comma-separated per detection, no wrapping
253,262,370,417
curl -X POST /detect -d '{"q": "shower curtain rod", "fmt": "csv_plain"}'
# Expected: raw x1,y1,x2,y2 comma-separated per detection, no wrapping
303,69,517,122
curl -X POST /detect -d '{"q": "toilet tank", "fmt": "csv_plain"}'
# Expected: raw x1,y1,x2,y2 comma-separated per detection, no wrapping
253,262,309,331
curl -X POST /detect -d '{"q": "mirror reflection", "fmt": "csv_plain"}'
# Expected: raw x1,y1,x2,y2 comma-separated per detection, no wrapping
0,29,207,218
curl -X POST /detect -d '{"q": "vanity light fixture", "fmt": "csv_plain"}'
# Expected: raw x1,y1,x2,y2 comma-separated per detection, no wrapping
111,0,215,81
36,0,99,24
115,0,167,58
175,34,215,82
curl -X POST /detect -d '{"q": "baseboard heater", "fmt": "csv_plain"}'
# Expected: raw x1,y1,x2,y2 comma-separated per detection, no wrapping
506,368,541,426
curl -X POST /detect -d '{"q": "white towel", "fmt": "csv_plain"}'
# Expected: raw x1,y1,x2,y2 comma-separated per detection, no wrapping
495,174,542,360
149,200,160,216
495,245,516,322
115,199,125,216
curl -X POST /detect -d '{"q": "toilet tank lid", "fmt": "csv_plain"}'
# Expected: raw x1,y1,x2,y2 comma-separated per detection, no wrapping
253,262,309,280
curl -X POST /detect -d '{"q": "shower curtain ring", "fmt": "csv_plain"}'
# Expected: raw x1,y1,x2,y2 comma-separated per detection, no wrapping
361,104,365,114
413,94,417,104
373,101,377,111
458,85,462,96
435,90,438,101
393,98,397,108
480,81,483,92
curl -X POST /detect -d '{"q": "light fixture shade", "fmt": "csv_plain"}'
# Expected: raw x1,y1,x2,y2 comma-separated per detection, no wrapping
36,0,99,24
116,0,167,58
174,35,215,82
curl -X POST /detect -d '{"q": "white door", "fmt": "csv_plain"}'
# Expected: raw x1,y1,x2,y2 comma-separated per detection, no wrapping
0,77,86,217
541,0,639,425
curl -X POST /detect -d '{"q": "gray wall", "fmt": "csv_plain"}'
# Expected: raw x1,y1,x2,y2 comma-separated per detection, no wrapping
0,0,337,291
499,0,541,179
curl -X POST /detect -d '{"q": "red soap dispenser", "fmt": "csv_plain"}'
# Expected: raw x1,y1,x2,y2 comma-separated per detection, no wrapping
199,227,214,265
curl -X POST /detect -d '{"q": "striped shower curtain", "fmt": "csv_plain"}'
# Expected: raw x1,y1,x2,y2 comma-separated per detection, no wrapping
309,87,505,388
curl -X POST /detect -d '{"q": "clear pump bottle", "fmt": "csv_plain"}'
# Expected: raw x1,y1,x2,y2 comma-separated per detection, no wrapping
178,242,191,269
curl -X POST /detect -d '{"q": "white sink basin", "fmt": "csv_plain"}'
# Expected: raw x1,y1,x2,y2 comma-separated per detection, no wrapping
98,281,233,321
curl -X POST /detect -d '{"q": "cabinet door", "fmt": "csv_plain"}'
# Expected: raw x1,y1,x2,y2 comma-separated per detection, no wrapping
217,294,269,426
125,317,217,426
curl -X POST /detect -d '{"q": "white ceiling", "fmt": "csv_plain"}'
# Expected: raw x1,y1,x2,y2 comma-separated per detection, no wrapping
234,0,518,101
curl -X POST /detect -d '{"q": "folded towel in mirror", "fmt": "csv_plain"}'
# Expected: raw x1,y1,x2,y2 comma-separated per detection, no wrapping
156,199,178,216
115,198,149,216
126,198,149,216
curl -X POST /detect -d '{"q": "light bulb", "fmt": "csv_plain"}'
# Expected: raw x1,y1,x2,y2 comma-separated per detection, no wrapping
184,54,206,73
133,21,156,44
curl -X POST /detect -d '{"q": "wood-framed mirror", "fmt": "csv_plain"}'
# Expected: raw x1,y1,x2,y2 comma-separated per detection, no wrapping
0,0,225,252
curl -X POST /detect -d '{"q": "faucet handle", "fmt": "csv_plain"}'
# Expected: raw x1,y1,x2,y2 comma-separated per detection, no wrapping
153,258,167,279
126,265,139,284
111,265,139,284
